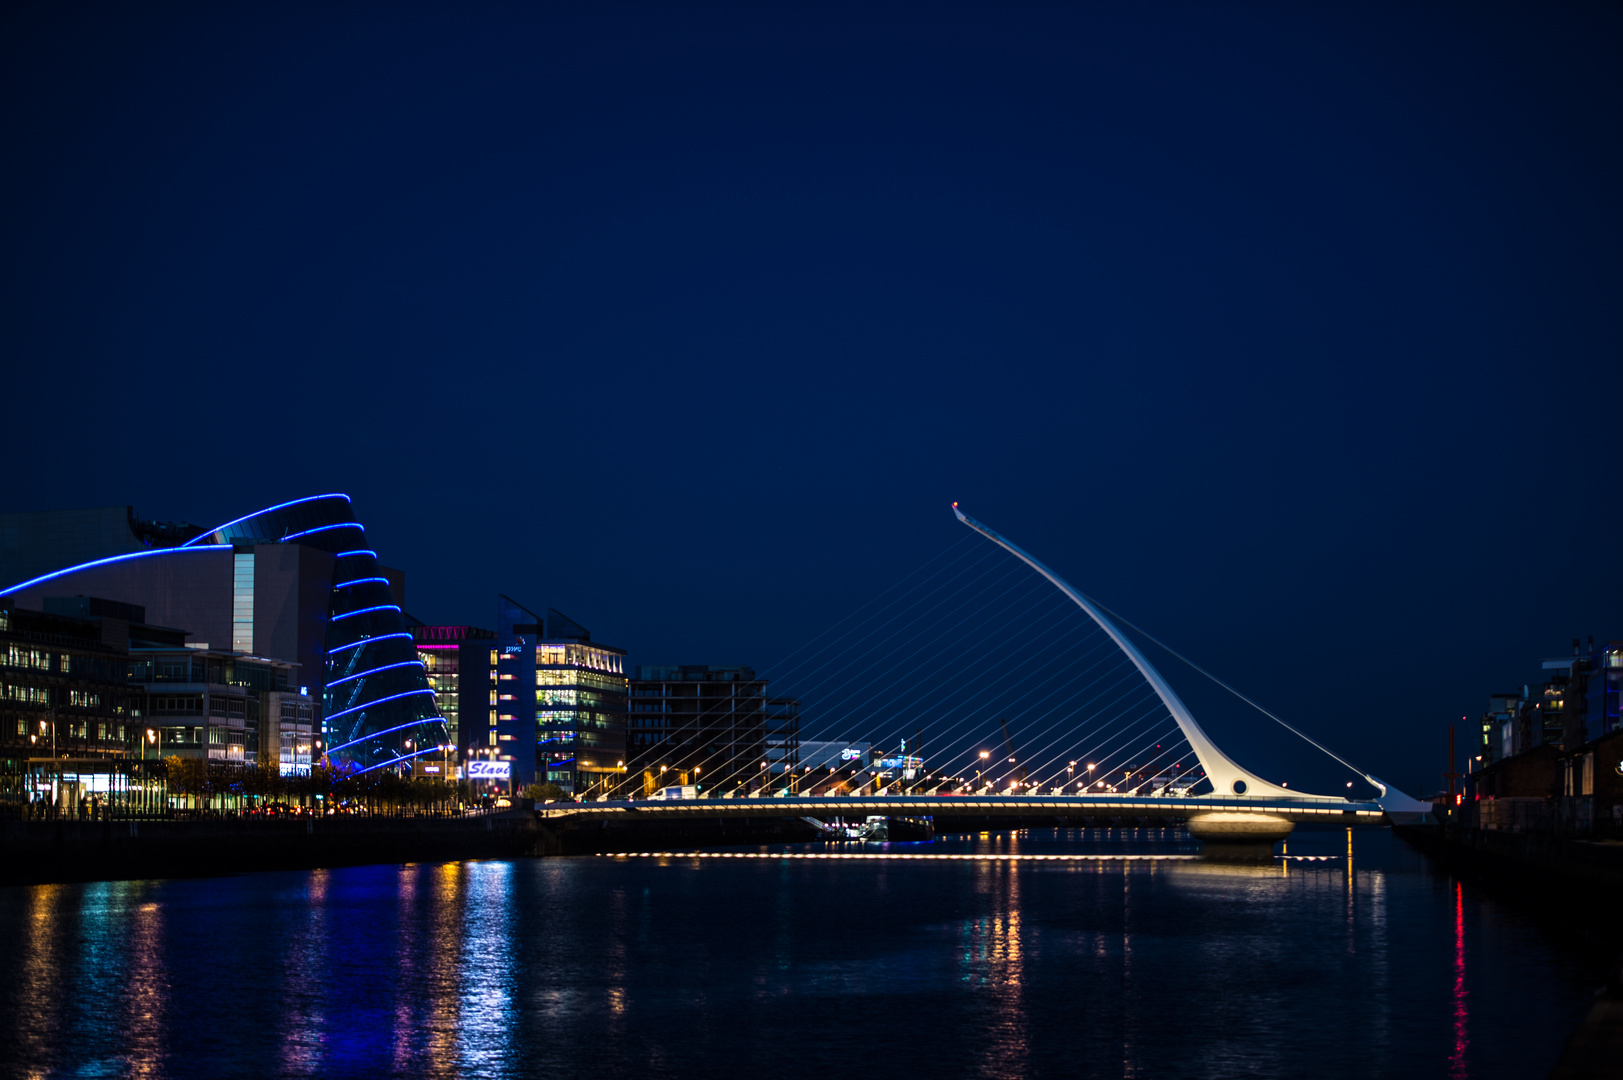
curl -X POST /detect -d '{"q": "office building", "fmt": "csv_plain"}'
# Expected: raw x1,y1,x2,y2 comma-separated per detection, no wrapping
127,643,306,772
1,602,138,793
0,495,447,774
410,621,497,765
629,665,801,795
482,597,626,795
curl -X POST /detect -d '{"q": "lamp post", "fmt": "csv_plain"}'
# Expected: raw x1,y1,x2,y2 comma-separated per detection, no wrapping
977,749,989,792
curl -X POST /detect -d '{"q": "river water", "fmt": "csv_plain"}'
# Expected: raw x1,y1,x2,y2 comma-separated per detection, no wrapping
0,827,1603,1079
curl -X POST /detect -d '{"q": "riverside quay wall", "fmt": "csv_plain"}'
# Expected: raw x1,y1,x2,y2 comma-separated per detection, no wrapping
0,812,548,886
0,811,844,885
1396,821,1623,905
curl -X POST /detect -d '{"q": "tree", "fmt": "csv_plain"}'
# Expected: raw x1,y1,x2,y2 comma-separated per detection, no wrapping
524,782,565,802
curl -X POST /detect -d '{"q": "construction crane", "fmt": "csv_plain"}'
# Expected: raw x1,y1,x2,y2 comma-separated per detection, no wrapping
998,716,1026,789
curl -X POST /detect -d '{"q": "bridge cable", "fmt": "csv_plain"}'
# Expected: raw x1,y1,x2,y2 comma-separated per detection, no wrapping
704,572,1063,793
758,596,1112,796
763,544,1005,695
760,534,981,676
780,559,1034,718
1082,594,1370,781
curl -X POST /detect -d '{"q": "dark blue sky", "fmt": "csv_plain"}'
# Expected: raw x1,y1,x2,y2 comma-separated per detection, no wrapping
3,1,1619,795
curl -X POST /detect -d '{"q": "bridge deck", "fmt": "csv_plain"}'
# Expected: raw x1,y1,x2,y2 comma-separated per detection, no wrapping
539,794,1390,825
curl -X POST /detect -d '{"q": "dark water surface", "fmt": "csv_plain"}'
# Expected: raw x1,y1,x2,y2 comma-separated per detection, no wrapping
0,827,1603,1079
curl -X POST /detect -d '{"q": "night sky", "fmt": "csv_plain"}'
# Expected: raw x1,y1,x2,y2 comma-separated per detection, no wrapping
3,2,1619,796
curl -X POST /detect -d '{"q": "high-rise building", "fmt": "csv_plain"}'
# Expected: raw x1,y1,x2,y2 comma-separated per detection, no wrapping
627,665,800,796
410,622,497,766
487,597,626,796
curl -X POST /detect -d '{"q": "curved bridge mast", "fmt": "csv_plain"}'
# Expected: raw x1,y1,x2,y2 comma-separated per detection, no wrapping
952,504,1432,819
952,503,1302,800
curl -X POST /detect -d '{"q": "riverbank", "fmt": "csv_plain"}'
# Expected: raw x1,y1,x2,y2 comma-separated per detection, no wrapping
1394,823,1623,1079
0,812,844,885
0,812,545,886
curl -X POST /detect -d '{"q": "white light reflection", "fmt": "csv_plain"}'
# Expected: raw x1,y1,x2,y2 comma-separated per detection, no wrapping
17,885,63,1069
607,852,1194,862
114,884,166,1079
276,869,330,1073
456,861,515,1074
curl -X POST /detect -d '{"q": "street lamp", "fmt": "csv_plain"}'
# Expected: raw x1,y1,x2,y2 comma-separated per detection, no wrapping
977,749,989,791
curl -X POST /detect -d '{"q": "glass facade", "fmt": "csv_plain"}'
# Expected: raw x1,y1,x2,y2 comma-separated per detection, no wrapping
231,552,254,654
536,642,627,796
183,495,448,773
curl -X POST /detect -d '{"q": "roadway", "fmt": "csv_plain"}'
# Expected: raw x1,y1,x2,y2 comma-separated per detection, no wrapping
537,792,1394,826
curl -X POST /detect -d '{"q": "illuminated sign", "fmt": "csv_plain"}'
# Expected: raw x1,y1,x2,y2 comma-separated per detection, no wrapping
466,760,512,780
840,748,865,761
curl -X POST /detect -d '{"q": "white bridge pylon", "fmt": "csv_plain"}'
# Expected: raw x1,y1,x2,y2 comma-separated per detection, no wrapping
952,503,1428,817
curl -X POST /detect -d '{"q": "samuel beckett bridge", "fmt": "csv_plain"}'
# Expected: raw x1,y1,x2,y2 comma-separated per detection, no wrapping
548,505,1431,843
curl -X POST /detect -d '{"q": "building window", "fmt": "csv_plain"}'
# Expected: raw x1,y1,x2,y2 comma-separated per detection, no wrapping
233,552,255,654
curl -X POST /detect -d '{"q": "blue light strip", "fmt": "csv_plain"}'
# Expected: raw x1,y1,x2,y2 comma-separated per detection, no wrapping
353,746,445,776
327,632,414,656
334,549,378,560
328,659,426,687
334,577,391,589
326,687,435,722
330,604,402,622
0,546,226,597
282,522,363,543
324,716,446,756
182,493,353,547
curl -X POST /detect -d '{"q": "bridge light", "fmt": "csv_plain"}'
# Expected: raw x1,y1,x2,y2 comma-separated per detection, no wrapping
979,751,989,760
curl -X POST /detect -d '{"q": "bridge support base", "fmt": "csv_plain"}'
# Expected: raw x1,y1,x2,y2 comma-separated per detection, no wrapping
1186,811,1294,843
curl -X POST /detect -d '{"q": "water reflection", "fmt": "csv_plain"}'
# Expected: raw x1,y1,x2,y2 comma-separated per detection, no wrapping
121,885,166,1078
1450,881,1470,1079
457,861,514,1075
0,831,1596,1080
276,868,329,1075
17,884,62,1069
959,857,1027,1079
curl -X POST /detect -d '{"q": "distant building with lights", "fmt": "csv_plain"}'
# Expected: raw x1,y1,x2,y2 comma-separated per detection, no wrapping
628,665,800,795
410,621,497,766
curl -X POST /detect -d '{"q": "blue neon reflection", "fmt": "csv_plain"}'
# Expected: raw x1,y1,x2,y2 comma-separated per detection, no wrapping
330,604,402,622
182,493,353,547
334,577,391,589
325,716,446,757
327,632,415,656
326,687,435,722
282,522,364,543
353,746,444,775
0,546,227,597
328,660,426,687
